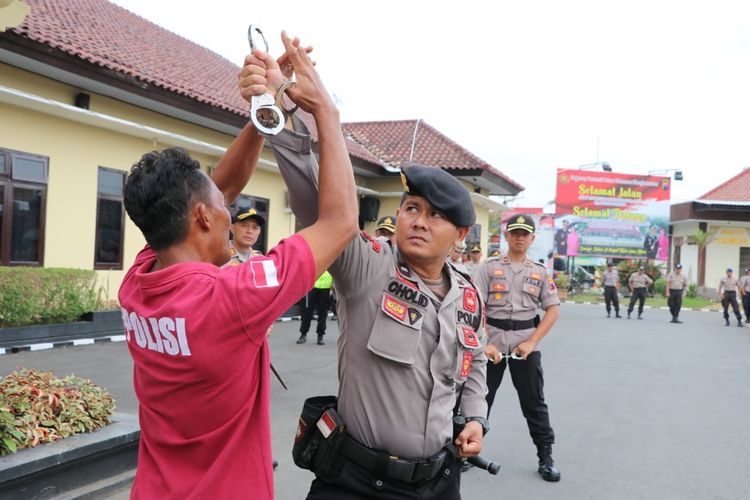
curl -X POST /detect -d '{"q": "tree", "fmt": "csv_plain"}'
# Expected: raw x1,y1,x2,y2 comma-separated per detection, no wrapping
689,229,715,288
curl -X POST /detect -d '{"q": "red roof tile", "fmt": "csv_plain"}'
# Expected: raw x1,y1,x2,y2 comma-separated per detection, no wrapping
698,168,750,202
12,0,248,117
343,120,523,191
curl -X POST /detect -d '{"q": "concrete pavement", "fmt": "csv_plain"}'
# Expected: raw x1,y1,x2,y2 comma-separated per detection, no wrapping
1,304,749,499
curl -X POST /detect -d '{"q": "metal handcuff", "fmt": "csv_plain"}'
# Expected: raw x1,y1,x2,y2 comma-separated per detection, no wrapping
247,25,285,135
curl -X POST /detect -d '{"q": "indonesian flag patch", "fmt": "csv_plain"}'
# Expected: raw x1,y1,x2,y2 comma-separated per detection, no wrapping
250,259,279,288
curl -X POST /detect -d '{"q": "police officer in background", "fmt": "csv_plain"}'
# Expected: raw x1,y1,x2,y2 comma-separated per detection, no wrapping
719,268,743,327
602,262,621,318
465,244,483,278
473,214,562,482
738,268,750,324
666,263,688,323
255,111,489,497
374,215,396,244
448,241,469,275
627,266,653,319
225,207,265,265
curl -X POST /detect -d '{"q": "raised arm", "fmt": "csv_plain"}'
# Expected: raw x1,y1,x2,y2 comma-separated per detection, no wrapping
241,33,358,276
211,57,267,206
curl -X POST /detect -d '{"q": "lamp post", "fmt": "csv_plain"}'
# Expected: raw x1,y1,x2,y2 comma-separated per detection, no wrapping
578,162,612,172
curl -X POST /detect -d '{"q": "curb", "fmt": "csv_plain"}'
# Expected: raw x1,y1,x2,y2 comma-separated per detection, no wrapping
560,300,718,312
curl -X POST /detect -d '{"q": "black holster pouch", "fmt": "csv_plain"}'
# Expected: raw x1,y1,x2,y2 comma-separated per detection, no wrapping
533,314,540,327
292,395,346,477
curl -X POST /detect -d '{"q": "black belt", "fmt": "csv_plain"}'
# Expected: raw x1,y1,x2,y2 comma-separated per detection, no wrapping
339,435,451,483
669,289,683,293
486,317,537,331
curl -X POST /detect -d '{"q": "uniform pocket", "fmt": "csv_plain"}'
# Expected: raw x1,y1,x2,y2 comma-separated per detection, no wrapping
366,293,424,365
488,278,510,305
521,282,540,308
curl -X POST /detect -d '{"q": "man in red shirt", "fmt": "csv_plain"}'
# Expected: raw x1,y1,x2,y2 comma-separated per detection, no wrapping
118,34,358,499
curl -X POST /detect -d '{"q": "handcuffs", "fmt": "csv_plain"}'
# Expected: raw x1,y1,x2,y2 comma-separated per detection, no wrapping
247,25,285,135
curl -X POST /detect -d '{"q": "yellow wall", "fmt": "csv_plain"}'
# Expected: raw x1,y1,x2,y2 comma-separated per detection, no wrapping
0,64,295,304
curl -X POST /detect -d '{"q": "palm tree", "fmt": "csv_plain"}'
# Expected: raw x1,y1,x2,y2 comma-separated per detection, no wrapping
690,229,715,288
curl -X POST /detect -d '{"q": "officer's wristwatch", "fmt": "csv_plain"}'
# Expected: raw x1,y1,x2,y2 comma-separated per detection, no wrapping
464,416,489,436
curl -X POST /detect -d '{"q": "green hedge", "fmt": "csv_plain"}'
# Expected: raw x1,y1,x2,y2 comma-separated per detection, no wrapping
0,268,99,328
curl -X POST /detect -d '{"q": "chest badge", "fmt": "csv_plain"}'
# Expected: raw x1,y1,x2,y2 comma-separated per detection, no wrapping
382,294,407,321
463,288,478,313
461,351,474,378
462,326,479,348
492,269,505,277
408,308,423,325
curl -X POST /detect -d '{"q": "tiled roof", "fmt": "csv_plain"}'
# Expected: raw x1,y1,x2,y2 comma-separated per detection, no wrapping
11,0,248,117
7,0,518,189
698,168,750,202
342,120,523,190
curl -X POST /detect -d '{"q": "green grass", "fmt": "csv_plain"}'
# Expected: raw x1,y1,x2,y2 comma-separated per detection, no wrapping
563,291,718,310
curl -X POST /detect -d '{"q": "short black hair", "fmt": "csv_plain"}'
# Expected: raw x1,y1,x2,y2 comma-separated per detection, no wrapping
124,148,211,251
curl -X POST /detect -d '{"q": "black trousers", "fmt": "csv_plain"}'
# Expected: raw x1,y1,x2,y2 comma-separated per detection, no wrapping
668,289,683,318
306,454,461,500
722,291,742,321
604,286,619,314
627,288,647,316
485,351,555,446
300,288,331,335
742,293,750,321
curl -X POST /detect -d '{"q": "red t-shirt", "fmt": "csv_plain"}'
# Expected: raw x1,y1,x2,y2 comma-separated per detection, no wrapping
118,234,315,499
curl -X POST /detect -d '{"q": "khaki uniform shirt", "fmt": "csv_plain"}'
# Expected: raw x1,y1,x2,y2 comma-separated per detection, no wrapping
473,255,560,354
666,272,688,291
628,272,653,289
224,241,261,266
720,276,738,293
602,269,619,287
264,121,488,459
464,260,482,278
738,275,750,293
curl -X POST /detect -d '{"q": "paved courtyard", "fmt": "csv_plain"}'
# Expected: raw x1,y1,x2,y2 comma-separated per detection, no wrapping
2,303,749,499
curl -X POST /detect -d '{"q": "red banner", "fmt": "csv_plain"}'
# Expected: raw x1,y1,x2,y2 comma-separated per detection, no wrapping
554,169,671,260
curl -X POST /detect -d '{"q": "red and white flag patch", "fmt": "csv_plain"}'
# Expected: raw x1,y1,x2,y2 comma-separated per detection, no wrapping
251,259,279,288
316,410,337,439
463,289,477,313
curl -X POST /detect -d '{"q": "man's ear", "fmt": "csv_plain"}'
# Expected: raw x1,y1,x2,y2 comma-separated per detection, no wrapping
456,226,469,241
194,203,211,231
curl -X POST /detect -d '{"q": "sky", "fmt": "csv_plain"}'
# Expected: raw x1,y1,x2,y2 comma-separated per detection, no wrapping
109,0,750,208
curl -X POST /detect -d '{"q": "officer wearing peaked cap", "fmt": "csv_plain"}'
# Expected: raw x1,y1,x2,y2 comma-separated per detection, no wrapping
666,263,688,323
225,207,265,266
473,213,563,482
374,215,396,244
262,117,488,499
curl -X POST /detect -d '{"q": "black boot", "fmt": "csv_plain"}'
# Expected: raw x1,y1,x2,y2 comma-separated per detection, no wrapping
296,334,307,344
317,334,325,345
537,444,561,482
674,316,683,323
607,311,611,318
670,316,679,323
615,312,622,318
725,318,730,326
739,319,744,327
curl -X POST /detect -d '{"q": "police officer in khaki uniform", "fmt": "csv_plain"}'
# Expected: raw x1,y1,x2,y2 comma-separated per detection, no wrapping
262,114,488,499
374,215,396,244
666,263,688,323
719,268,743,327
627,267,653,319
473,214,562,482
739,268,750,323
464,245,483,278
602,263,621,318
225,207,264,266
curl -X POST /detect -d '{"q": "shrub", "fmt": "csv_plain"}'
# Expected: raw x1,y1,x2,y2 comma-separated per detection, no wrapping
554,272,570,290
0,268,99,328
653,278,667,296
686,283,699,299
0,369,115,456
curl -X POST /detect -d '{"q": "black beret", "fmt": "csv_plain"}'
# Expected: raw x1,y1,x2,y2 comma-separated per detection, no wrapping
675,263,682,269
400,163,475,227
506,214,535,233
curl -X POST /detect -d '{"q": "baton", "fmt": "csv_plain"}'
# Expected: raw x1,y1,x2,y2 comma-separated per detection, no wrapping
467,455,501,475
270,362,288,390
